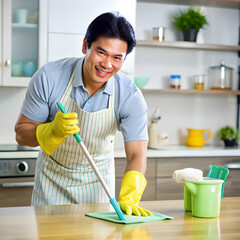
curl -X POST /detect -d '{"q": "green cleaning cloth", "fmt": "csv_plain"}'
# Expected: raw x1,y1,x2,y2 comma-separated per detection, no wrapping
85,211,173,224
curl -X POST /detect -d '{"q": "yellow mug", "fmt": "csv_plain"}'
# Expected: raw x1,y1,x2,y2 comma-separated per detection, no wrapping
186,129,212,147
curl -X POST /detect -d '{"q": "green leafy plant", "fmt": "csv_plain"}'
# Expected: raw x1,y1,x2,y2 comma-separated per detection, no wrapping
217,126,239,141
173,6,208,31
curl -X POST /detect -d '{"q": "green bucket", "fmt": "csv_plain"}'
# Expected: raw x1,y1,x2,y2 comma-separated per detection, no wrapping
184,178,224,218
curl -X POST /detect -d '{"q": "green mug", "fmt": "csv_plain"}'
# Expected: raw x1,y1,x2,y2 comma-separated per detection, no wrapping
184,177,224,218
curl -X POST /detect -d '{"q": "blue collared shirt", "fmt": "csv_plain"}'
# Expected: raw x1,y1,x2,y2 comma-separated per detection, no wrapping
21,57,148,142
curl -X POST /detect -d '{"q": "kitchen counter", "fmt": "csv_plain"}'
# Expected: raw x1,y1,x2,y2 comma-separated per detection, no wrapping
114,145,240,158
0,197,239,239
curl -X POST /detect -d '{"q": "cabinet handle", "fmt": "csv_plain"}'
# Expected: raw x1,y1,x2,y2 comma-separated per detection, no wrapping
1,182,34,187
222,162,240,170
5,60,11,67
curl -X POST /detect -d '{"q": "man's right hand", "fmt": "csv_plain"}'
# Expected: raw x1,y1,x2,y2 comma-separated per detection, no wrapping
36,112,80,155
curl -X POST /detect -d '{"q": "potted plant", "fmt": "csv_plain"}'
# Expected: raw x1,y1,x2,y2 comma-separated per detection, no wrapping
217,126,239,147
173,6,208,42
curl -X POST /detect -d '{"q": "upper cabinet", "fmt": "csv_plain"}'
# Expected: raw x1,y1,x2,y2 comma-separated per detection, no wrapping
47,0,136,78
0,0,47,87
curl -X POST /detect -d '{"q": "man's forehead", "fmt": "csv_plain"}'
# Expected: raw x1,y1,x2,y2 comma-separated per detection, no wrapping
91,37,128,56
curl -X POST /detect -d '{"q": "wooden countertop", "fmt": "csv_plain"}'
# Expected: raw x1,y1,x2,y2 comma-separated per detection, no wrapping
0,197,239,239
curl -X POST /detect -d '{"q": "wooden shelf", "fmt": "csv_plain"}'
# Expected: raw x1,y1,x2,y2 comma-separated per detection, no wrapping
141,88,240,95
137,0,240,9
137,40,240,51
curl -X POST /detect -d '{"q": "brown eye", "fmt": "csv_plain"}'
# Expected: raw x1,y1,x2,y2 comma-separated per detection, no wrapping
97,51,105,56
114,56,122,62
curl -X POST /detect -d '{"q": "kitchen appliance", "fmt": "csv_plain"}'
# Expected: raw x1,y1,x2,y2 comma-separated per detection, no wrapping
0,144,39,207
208,61,233,90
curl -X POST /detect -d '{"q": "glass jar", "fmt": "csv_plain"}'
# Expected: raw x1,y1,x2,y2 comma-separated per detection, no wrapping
208,62,233,90
194,75,206,90
152,27,165,42
170,75,181,89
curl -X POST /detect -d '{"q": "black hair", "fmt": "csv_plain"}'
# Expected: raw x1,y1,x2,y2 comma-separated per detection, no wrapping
85,12,136,55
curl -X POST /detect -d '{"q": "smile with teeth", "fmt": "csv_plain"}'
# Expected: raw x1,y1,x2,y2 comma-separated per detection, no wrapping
96,67,109,77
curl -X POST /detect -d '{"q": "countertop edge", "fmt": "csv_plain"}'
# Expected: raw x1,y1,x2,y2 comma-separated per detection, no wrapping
1,146,240,159
114,145,240,158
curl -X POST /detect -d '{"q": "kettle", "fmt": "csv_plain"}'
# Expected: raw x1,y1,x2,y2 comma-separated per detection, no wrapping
208,61,233,90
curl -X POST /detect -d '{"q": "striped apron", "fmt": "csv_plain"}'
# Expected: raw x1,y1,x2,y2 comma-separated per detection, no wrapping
31,66,117,205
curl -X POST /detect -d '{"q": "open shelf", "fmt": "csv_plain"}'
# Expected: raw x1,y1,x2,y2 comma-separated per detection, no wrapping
137,40,240,52
137,0,240,9
141,88,240,95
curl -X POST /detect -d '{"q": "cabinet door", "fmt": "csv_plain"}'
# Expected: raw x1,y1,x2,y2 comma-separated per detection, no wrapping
47,0,136,78
48,0,136,34
48,33,85,62
2,0,39,86
0,184,33,207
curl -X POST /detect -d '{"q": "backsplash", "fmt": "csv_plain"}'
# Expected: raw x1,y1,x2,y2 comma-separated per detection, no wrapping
0,87,27,144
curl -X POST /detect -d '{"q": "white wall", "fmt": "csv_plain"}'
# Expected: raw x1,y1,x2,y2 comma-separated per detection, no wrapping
0,1,239,147
134,2,240,146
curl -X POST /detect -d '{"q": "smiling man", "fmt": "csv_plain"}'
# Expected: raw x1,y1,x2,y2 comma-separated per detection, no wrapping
15,12,151,217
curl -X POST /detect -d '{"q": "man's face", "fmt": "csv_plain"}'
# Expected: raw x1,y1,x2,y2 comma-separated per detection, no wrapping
82,37,127,87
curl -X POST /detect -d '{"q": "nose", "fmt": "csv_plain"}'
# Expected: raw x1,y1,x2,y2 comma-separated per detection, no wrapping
101,57,112,69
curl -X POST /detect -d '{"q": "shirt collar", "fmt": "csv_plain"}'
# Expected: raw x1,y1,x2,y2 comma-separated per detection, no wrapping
73,57,114,96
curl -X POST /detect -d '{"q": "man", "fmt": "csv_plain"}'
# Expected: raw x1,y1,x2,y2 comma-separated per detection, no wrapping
15,12,151,217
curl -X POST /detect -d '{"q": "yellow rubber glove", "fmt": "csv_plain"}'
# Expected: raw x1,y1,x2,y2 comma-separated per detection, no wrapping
118,170,152,217
36,112,80,155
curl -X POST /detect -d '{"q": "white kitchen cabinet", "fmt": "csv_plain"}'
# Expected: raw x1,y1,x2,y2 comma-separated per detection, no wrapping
48,0,136,35
47,0,137,77
0,0,47,87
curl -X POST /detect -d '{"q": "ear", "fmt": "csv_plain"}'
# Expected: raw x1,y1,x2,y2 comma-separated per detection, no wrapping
82,38,87,54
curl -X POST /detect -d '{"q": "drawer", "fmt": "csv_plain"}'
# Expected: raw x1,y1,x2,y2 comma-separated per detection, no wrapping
223,170,240,197
0,178,34,207
156,157,240,177
0,184,33,207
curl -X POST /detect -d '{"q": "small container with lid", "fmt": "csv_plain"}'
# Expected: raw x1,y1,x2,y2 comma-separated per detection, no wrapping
170,75,181,89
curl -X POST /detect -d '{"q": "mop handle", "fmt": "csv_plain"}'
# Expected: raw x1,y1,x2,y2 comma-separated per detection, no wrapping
56,102,125,221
